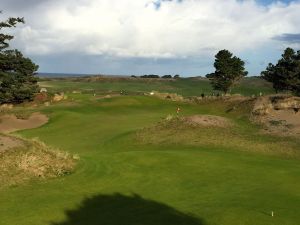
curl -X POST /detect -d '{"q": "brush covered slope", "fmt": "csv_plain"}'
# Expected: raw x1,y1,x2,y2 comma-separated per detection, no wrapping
0,134,77,188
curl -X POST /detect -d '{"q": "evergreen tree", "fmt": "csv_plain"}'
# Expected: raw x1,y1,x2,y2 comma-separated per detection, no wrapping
207,50,248,94
0,11,39,104
261,48,300,96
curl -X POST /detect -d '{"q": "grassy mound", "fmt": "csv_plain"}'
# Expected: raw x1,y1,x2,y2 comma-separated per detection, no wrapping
135,115,300,158
0,135,78,188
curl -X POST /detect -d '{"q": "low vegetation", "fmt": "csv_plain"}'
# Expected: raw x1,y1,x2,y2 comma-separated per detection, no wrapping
0,135,78,188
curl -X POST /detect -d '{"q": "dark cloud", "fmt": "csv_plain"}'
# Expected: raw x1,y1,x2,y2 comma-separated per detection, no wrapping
2,0,299,76
32,53,212,76
273,33,300,43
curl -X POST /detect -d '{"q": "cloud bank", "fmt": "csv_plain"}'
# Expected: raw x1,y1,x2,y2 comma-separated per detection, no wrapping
1,0,300,75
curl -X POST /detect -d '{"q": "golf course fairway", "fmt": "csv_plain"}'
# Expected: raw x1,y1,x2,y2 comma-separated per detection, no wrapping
0,94,299,225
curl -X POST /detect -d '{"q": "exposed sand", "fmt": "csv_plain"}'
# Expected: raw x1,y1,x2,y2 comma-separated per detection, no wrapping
0,112,48,134
252,96,300,136
0,135,24,152
263,110,300,136
182,115,232,127
271,110,300,126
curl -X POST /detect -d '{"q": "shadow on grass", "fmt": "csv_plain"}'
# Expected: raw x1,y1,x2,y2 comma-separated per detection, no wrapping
51,193,205,225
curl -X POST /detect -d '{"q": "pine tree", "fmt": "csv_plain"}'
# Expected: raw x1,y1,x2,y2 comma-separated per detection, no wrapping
0,11,39,104
261,48,300,96
206,50,248,94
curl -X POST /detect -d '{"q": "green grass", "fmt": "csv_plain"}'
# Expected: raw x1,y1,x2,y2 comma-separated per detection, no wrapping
0,92,299,225
39,77,275,97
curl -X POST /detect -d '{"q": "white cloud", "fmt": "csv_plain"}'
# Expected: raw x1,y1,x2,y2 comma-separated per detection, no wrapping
8,0,300,57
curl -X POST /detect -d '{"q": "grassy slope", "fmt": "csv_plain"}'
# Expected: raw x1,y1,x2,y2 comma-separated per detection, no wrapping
0,136,76,188
0,91,299,225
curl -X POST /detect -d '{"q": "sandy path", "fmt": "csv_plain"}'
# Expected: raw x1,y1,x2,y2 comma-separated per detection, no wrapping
0,112,48,134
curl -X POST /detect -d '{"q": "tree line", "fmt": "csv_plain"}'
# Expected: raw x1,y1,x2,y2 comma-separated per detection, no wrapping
206,48,300,96
131,74,180,79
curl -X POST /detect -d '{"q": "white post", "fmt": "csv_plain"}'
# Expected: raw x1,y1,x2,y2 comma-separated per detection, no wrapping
271,211,274,217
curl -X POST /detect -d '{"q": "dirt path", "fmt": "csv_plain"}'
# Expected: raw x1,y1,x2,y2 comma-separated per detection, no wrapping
0,112,48,134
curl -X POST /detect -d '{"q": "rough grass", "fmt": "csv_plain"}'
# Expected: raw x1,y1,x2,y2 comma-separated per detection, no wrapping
135,116,300,159
0,135,78,188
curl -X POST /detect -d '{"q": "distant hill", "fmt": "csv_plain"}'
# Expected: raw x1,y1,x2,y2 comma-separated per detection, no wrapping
37,72,96,78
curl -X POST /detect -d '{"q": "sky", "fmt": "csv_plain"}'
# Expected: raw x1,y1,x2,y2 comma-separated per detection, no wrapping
1,0,300,76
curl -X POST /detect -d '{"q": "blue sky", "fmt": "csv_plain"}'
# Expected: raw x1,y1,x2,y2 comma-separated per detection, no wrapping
1,0,300,76
258,0,294,5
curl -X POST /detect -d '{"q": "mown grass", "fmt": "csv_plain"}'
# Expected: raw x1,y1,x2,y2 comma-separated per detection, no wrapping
0,93,299,225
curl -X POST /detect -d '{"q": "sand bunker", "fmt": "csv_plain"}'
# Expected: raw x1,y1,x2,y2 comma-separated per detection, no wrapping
0,112,48,133
253,96,300,136
261,110,300,136
182,115,232,127
271,110,300,126
0,135,24,152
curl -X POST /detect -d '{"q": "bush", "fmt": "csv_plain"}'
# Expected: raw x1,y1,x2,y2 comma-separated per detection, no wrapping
140,75,160,78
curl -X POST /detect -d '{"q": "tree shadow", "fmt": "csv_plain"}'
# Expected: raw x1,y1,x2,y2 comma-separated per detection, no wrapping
51,193,205,225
